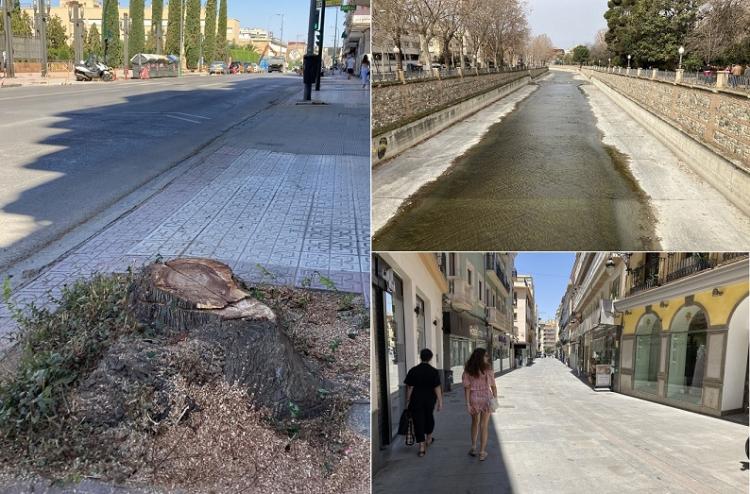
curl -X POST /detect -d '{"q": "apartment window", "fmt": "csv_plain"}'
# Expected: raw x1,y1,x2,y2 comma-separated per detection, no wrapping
611,277,620,299
467,268,473,286
513,310,517,321
478,281,483,301
449,253,456,277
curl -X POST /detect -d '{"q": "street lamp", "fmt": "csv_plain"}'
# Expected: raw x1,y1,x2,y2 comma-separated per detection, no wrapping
678,46,685,69
276,13,285,61
627,54,631,69
178,0,185,77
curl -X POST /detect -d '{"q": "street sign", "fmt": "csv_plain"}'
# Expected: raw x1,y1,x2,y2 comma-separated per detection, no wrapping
317,0,343,7
595,364,611,388
341,5,355,12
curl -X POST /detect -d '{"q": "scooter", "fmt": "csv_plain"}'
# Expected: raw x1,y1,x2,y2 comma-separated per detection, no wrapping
74,56,114,82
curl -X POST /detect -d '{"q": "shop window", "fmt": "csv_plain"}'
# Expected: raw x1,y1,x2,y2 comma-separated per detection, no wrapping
633,313,661,394
384,276,406,439
666,305,708,405
416,296,426,352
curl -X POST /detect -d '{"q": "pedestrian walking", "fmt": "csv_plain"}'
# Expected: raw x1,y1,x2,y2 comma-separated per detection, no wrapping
404,348,443,458
730,64,742,87
462,348,498,462
346,53,355,80
360,54,370,88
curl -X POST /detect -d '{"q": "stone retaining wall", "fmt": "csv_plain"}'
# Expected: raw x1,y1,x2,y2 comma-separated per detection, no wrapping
373,68,548,135
583,69,750,169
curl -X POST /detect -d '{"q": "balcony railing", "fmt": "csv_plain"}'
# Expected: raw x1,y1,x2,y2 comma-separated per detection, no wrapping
665,255,714,283
629,265,660,293
485,306,498,326
485,254,511,293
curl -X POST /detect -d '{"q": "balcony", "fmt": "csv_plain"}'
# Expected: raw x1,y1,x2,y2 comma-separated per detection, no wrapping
484,254,512,294
665,254,714,283
629,264,660,294
485,306,500,328
448,278,473,312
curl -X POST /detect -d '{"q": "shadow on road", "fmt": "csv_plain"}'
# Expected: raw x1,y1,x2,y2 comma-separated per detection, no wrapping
374,386,515,494
0,76,303,273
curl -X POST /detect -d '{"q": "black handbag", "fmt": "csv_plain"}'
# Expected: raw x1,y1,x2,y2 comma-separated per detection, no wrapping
397,409,415,446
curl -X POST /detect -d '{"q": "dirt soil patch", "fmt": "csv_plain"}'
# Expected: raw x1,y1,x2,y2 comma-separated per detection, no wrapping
0,263,370,493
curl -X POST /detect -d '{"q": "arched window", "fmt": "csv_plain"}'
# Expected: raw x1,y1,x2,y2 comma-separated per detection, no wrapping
666,304,709,404
633,313,661,394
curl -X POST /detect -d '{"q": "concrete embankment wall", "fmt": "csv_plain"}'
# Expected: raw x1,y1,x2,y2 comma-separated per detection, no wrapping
372,68,548,166
580,68,750,215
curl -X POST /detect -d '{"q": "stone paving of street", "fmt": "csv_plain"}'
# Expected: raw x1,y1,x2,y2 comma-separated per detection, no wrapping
0,76,370,343
374,358,749,494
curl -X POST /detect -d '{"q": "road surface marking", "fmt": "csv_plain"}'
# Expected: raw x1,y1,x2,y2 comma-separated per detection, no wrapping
165,114,202,124
172,112,211,120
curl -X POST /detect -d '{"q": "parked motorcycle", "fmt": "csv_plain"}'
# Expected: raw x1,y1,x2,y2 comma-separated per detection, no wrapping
75,56,114,82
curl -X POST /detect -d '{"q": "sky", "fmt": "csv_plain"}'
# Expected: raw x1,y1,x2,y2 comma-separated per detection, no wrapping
112,1,346,49
514,253,575,323
526,0,609,50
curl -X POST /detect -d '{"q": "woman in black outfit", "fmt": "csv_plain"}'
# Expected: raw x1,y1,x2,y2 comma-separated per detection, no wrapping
404,348,444,457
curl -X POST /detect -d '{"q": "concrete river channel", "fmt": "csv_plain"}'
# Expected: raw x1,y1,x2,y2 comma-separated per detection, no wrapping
373,71,658,251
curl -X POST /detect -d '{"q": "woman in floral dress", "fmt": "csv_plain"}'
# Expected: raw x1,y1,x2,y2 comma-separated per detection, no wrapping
462,348,498,461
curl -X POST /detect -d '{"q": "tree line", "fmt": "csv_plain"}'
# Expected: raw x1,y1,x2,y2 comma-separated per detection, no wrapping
2,0,230,69
373,0,534,69
566,0,749,69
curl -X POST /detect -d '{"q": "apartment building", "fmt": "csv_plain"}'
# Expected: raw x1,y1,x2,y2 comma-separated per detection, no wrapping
512,273,536,367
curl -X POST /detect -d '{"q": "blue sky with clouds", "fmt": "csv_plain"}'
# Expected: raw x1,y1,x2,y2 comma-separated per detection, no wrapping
514,253,575,323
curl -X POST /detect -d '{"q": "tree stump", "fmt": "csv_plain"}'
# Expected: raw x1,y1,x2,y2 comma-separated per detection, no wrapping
129,258,325,419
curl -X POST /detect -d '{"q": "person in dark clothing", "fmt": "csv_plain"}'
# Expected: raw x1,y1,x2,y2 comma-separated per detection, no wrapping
404,348,443,457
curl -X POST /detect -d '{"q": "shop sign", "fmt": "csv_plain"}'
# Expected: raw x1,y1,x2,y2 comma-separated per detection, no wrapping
469,325,481,339
595,364,611,388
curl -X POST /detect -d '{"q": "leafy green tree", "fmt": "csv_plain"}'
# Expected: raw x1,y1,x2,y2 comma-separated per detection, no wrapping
150,0,164,53
0,1,32,37
84,23,103,59
101,0,122,66
604,0,699,69
229,44,259,63
204,0,218,63
184,0,201,68
129,0,145,56
165,0,182,56
571,44,590,63
47,14,73,61
216,0,227,61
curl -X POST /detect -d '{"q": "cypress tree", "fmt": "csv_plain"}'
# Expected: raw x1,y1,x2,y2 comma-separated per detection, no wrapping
101,0,122,66
85,23,103,59
165,0,182,56
216,0,227,61
184,0,201,69
129,0,145,56
204,0,217,63
151,0,164,53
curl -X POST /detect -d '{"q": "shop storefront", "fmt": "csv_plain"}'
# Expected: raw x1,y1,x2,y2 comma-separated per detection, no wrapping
372,260,407,450
615,258,749,417
590,325,620,390
492,332,511,374
444,310,490,386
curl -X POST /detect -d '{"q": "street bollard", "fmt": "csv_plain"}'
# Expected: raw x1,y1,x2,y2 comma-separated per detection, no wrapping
637,68,642,78
651,68,658,80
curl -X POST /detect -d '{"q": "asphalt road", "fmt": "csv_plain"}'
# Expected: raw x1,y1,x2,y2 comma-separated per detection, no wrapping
0,74,301,272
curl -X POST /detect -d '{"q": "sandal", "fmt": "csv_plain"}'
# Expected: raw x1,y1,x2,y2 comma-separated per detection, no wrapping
417,448,426,457
428,437,436,446
468,448,477,457
479,452,488,461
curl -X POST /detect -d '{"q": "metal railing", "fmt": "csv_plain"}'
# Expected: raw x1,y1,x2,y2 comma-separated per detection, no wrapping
665,255,713,283
629,265,660,294
585,65,750,93
373,65,545,84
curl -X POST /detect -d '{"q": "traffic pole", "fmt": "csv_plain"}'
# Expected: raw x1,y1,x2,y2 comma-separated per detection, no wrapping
36,0,49,77
303,0,317,100
314,0,325,91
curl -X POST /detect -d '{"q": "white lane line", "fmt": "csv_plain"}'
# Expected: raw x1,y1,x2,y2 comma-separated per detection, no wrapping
172,111,211,120
164,113,202,124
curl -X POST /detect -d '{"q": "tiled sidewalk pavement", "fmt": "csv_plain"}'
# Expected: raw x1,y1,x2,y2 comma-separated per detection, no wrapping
374,358,748,494
0,76,370,341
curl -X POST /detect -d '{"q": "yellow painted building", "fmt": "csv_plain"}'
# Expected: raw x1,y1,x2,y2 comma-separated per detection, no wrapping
614,253,749,417
24,0,241,47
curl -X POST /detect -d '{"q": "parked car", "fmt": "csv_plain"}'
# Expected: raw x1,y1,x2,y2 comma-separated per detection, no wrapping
228,62,242,74
242,62,253,73
208,61,226,75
